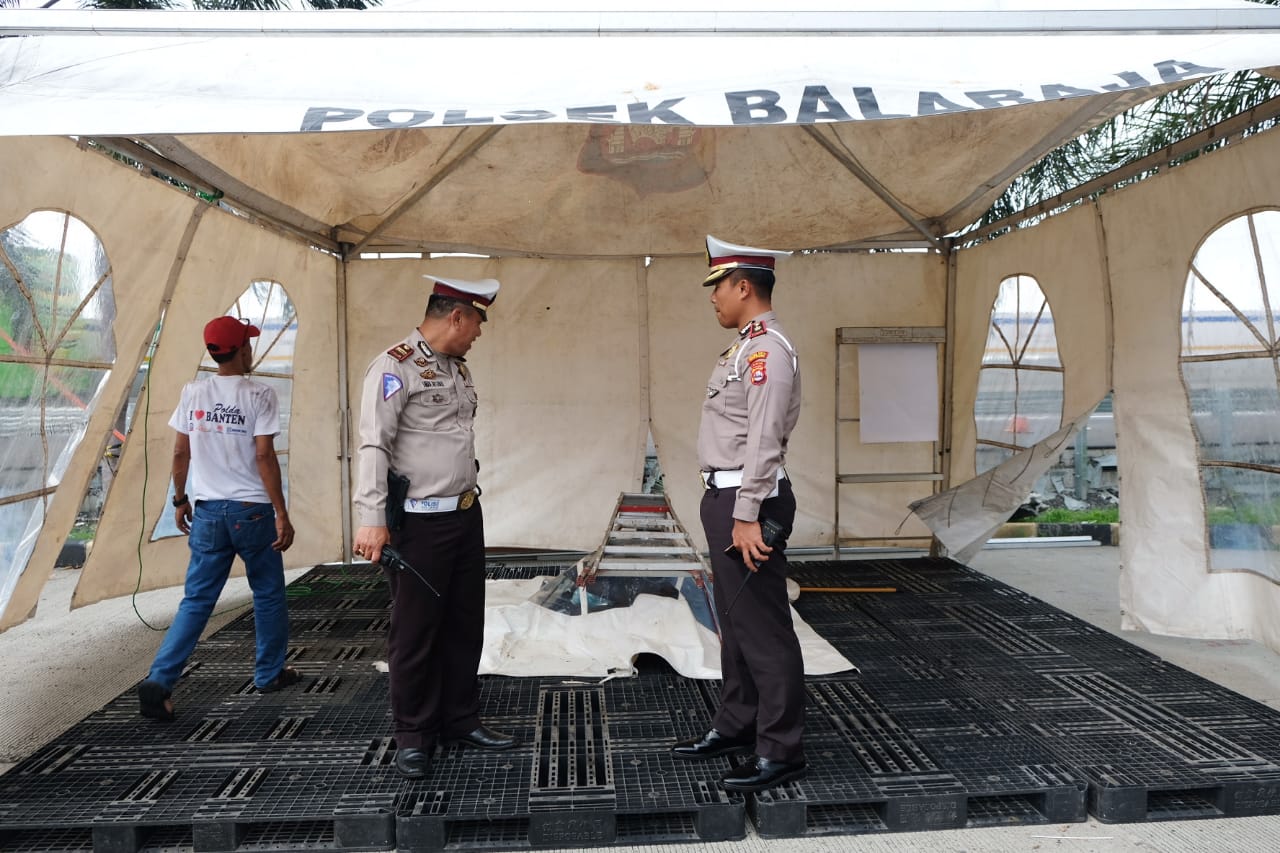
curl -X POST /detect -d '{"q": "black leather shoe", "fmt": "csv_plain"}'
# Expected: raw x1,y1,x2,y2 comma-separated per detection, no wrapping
448,725,518,751
395,746,431,779
670,729,754,761
719,756,807,792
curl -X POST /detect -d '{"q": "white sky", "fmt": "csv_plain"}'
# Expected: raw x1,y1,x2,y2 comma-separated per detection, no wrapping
9,1,1268,11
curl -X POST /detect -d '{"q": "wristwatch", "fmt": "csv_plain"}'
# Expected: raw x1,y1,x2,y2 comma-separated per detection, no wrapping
172,494,190,507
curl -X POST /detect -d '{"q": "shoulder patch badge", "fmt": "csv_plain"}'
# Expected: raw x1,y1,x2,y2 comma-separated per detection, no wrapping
382,373,404,400
748,352,768,386
388,343,414,362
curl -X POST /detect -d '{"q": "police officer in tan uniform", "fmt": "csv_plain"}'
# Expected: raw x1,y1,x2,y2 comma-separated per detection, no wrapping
671,236,806,793
354,275,517,780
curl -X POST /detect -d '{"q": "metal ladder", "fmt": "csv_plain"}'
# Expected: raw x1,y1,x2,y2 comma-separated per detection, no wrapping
575,493,717,630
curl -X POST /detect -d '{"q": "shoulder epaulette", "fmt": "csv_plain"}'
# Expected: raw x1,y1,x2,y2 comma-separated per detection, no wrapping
747,320,767,339
387,343,414,362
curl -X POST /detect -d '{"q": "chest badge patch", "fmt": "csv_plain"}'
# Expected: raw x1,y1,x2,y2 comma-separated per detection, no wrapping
421,369,436,379
388,343,414,362
414,357,428,367
382,373,404,400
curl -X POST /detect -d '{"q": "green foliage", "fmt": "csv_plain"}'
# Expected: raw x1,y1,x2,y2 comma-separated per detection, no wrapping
80,0,179,7
1206,501,1280,527
0,362,40,398
972,63,1280,234
1032,507,1119,524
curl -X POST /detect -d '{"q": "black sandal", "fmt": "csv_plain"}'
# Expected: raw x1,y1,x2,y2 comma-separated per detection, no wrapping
258,666,302,693
138,680,175,722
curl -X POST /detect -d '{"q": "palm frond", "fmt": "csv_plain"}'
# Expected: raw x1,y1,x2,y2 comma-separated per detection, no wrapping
970,67,1280,235
79,0,180,8
192,0,382,7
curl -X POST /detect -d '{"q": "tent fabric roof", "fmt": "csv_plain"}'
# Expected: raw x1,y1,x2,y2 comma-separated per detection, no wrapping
2,3,1280,253
152,93,1157,256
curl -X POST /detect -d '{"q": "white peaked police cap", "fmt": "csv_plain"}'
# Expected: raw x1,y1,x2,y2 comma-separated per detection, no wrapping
424,275,500,319
703,235,791,286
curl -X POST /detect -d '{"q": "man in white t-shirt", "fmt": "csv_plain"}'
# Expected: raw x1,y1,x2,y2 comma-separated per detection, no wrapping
137,316,297,722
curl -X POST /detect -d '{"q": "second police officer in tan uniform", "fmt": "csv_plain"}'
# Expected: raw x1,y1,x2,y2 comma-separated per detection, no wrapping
671,236,806,792
354,275,517,780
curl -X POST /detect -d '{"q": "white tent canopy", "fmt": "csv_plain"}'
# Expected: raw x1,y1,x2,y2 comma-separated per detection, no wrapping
2,3,1280,658
3,4,1279,136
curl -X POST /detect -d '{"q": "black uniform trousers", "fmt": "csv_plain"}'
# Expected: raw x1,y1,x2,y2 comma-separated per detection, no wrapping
700,479,804,763
384,501,485,750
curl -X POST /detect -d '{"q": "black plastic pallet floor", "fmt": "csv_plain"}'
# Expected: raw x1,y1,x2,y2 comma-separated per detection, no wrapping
3,556,1280,852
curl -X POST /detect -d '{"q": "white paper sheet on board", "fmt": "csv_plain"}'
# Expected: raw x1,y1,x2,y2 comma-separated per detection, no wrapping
858,343,938,443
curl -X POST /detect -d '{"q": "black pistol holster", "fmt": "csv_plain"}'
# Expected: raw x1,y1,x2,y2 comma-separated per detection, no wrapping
386,469,410,532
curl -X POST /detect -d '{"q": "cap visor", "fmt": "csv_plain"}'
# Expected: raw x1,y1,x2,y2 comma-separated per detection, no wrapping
702,269,732,286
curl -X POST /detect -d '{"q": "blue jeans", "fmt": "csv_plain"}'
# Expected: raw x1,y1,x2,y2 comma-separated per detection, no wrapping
147,500,288,691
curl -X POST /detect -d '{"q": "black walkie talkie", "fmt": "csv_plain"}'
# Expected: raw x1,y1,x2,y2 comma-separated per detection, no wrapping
378,545,440,597
723,517,787,615
723,516,786,560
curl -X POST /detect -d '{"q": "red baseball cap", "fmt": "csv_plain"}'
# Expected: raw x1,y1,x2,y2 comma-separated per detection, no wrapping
204,316,260,355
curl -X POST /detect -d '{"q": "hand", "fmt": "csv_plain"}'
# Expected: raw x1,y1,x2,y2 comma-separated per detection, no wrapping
354,525,391,565
174,503,193,535
731,519,772,573
273,511,294,552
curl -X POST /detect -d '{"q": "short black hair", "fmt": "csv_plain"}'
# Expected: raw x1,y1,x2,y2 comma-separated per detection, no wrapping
209,347,238,364
426,293,486,321
731,268,776,301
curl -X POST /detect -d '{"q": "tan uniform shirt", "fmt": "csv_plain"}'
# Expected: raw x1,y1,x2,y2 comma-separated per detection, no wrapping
697,311,802,522
355,329,479,527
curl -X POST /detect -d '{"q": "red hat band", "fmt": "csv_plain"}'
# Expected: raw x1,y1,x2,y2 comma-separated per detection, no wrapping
433,282,495,308
709,253,777,271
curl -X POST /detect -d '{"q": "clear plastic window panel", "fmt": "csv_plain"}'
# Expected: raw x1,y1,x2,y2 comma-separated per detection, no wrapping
1182,358,1280,466
975,274,1063,475
0,211,115,617
1184,212,1279,358
1201,466,1280,582
152,281,296,540
1182,210,1280,582
983,274,1061,368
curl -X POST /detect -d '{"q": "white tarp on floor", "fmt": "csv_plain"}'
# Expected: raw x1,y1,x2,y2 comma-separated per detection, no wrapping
477,578,855,680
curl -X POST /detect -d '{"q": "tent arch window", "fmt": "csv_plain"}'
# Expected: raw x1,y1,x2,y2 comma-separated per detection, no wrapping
1180,209,1280,582
151,280,298,540
974,274,1063,475
0,210,116,615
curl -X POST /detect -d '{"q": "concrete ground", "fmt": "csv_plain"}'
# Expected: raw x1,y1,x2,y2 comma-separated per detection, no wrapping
2,546,1280,852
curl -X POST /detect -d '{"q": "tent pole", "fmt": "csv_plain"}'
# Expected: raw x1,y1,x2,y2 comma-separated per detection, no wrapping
348,126,502,257
933,244,958,560
335,242,354,563
802,126,945,253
